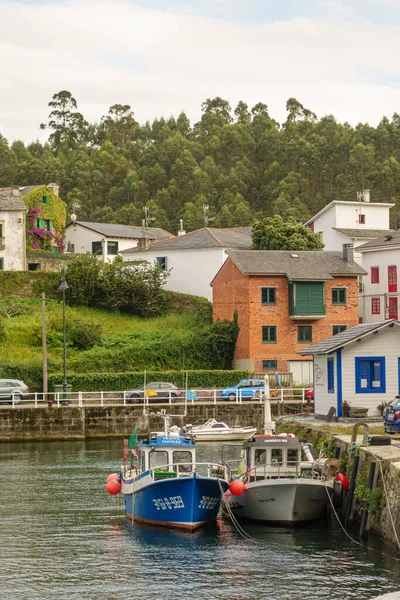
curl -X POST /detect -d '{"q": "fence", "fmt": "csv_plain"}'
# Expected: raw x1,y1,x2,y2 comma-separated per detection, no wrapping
2,387,313,414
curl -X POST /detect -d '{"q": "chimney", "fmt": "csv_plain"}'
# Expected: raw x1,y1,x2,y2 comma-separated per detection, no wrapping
47,182,59,196
177,219,186,236
138,219,150,250
12,186,20,197
362,189,370,203
343,243,354,263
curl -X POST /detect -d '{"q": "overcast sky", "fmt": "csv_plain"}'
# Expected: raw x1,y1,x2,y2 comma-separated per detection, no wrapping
1,0,400,144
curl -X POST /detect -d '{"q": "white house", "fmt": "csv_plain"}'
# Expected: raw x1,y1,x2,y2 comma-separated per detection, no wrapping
0,187,26,271
358,231,400,323
65,221,173,262
298,320,400,417
304,191,394,265
119,227,253,300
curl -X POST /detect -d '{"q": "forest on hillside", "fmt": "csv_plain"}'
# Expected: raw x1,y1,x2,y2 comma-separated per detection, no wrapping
1,91,400,232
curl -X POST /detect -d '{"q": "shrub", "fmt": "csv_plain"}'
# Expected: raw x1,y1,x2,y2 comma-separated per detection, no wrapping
0,318,6,342
196,297,213,326
69,319,103,349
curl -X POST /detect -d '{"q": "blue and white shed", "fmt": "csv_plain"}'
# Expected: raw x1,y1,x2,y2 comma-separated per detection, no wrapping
298,319,400,417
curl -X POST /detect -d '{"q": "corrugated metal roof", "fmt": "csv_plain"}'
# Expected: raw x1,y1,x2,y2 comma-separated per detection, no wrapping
226,249,366,280
298,320,399,355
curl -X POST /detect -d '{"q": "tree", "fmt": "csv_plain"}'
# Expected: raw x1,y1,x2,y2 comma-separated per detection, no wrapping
252,215,324,251
40,90,88,150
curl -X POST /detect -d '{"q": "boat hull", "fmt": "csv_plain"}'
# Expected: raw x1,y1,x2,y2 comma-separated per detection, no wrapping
227,478,332,526
123,473,228,530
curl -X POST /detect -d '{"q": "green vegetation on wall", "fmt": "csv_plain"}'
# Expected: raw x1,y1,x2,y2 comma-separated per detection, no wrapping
24,185,67,252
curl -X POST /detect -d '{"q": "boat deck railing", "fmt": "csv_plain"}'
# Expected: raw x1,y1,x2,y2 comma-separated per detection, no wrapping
223,460,328,482
128,462,229,481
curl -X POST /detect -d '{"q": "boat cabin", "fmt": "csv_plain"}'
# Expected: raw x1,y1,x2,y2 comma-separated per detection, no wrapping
243,434,312,480
138,433,196,476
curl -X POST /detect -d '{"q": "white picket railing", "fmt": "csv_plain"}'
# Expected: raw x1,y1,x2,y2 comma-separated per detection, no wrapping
2,387,313,411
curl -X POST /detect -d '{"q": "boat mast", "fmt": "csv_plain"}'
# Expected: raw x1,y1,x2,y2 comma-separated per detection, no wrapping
263,375,275,435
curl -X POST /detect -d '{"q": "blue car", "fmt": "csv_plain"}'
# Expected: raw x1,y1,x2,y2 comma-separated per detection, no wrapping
220,379,265,401
384,396,400,433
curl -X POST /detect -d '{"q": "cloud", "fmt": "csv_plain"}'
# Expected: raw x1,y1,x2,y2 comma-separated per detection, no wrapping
0,0,400,143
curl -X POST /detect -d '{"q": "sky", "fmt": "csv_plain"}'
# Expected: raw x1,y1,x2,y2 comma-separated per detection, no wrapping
1,0,400,144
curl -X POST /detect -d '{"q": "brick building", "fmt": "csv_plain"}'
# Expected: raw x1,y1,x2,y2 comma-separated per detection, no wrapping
212,245,366,384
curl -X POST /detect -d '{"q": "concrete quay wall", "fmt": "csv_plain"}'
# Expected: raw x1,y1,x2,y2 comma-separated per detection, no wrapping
0,404,267,442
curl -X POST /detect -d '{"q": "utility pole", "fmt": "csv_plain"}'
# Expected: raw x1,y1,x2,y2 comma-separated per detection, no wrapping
42,293,48,399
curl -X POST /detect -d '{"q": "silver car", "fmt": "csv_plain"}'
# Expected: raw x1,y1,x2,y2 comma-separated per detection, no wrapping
126,382,181,403
0,379,29,404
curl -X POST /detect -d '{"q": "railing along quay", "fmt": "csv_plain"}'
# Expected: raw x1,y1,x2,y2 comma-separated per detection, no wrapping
1,387,313,414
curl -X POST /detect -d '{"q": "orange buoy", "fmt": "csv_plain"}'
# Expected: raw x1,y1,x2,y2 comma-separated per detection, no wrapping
106,478,121,495
106,473,119,484
229,479,245,496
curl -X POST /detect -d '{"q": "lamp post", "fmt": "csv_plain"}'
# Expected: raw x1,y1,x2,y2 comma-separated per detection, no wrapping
58,266,69,401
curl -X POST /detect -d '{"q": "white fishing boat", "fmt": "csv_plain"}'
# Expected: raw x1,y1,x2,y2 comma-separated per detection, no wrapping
186,419,257,442
223,377,338,526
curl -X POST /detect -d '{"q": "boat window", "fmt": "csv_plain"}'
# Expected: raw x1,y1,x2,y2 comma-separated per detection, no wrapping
173,451,193,473
255,449,267,465
287,449,298,466
212,423,226,429
271,449,283,466
149,451,168,470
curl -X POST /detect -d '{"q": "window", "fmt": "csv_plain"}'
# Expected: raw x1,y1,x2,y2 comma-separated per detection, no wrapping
355,357,386,393
0,222,3,246
0,258,3,270
46,220,53,231
332,288,346,305
92,241,102,255
287,449,299,466
271,449,283,466
298,325,312,343
28,263,40,271
262,359,277,370
332,325,347,335
327,358,334,393
388,265,397,293
389,297,398,320
371,267,379,284
262,325,277,343
255,449,267,465
37,218,46,229
149,451,169,469
42,195,50,204
358,214,366,224
107,241,119,255
155,256,167,270
371,298,380,315
261,287,276,305
173,451,192,474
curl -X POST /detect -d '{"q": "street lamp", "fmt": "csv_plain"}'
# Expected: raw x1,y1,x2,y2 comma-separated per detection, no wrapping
58,266,69,401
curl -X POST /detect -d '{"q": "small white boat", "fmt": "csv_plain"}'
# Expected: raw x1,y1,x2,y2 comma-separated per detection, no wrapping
187,419,257,442
225,432,337,526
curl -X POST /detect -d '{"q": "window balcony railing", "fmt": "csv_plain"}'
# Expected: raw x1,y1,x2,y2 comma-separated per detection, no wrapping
289,303,326,319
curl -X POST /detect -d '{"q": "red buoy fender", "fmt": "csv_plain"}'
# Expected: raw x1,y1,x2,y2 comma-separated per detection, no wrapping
106,478,121,495
106,473,119,484
335,473,349,491
229,479,245,496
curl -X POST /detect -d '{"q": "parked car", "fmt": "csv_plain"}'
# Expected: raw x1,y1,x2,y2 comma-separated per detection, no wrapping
383,396,400,434
0,379,29,404
220,379,265,401
305,388,314,400
126,382,181,403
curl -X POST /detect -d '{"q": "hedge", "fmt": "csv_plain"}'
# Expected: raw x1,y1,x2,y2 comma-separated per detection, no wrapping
47,370,250,391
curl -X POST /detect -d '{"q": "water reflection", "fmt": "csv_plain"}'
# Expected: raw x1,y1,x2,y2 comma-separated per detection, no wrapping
0,439,399,600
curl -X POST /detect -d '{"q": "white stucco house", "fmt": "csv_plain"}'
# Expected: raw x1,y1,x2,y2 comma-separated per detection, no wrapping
0,187,26,271
304,191,394,265
299,319,400,417
65,221,173,262
119,227,253,300
358,231,400,323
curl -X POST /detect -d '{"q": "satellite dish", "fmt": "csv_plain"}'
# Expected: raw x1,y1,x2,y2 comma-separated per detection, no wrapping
71,213,77,222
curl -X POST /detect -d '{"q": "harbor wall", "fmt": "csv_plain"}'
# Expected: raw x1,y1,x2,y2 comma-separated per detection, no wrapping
0,404,269,441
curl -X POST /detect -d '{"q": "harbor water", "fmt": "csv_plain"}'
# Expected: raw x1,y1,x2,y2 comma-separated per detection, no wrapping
1,439,400,600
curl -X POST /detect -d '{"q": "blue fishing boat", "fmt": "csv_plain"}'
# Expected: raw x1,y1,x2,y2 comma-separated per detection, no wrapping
119,412,229,530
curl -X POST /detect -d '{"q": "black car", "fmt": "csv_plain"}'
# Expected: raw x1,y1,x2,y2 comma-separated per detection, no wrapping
126,382,181,403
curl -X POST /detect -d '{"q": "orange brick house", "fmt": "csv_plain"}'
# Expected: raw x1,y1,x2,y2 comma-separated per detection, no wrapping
212,245,366,384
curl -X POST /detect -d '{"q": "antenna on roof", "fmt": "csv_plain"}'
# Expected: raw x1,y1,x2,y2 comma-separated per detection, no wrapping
143,205,154,228
203,204,209,227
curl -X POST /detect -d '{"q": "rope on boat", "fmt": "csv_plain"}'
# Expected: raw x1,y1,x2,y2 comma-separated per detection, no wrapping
323,481,362,546
217,479,262,543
